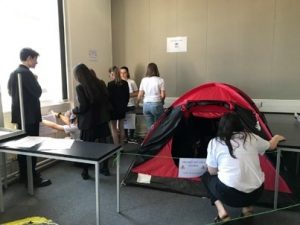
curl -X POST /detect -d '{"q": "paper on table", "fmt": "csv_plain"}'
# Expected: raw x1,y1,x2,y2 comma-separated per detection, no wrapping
38,138,74,150
1,136,43,148
0,130,11,136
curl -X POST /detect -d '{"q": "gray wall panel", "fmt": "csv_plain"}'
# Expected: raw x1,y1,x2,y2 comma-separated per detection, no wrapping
111,0,300,99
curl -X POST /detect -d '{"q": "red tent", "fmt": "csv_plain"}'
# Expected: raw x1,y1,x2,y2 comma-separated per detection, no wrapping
124,82,291,196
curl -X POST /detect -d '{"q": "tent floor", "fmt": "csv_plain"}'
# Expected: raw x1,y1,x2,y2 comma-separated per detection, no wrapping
124,167,298,208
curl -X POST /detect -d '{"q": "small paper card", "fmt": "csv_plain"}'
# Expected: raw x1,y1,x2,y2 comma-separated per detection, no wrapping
137,173,151,184
178,158,207,178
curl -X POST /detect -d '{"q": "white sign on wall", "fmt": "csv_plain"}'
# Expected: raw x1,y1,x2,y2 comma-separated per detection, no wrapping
88,49,98,61
178,158,207,178
167,36,187,53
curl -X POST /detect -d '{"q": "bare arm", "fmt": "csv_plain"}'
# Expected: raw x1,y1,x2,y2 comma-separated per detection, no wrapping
269,134,285,150
136,90,144,106
58,113,71,125
130,90,139,98
53,111,70,125
42,120,64,131
207,166,218,175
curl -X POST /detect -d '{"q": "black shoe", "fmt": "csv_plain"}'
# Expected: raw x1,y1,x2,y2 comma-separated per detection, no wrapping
21,175,51,188
100,169,110,176
240,210,253,217
81,169,90,180
34,178,52,188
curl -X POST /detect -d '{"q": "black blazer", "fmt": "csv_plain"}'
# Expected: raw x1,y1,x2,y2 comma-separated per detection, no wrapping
7,64,42,125
73,84,111,130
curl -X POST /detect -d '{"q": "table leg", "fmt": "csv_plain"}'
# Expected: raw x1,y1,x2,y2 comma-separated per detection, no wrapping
1,154,7,189
274,149,281,209
95,162,100,225
26,156,34,195
117,148,120,213
0,153,4,212
296,153,300,174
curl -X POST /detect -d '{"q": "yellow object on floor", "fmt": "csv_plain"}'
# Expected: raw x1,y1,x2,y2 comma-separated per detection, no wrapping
2,216,58,225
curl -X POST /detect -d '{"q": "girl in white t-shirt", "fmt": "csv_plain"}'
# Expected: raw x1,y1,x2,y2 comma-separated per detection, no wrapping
203,112,285,223
137,63,166,130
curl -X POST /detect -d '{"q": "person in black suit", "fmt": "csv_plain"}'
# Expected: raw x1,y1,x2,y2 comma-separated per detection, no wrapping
72,64,112,179
7,48,51,187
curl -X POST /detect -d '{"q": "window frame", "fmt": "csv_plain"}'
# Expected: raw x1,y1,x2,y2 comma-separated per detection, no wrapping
58,0,68,100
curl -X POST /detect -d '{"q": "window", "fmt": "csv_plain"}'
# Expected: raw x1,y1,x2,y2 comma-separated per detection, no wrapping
0,0,66,112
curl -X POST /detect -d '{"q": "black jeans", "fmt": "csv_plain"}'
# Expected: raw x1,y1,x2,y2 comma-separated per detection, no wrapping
202,172,264,207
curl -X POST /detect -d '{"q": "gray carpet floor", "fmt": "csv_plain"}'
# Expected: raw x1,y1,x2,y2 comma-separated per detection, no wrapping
0,144,291,225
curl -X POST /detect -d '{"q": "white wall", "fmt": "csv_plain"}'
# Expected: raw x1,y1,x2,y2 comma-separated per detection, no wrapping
64,0,113,105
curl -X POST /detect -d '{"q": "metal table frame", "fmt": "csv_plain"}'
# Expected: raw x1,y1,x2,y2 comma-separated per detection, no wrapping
274,146,300,209
0,142,121,225
264,113,300,209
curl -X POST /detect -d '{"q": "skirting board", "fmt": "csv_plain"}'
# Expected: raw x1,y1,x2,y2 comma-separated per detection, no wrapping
253,99,300,113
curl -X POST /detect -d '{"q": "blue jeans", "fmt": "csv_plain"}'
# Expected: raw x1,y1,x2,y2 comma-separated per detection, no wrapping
143,102,164,130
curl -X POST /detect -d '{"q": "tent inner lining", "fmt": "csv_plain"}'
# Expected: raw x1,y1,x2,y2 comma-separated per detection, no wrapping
171,115,220,166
